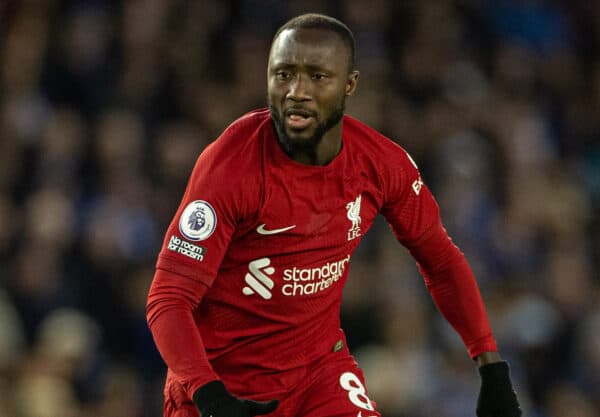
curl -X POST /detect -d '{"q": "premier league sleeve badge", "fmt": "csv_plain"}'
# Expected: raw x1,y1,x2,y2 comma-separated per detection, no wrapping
179,200,217,241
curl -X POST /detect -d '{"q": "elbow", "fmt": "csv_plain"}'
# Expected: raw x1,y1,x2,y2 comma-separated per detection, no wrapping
146,277,196,329
145,267,210,328
146,292,193,330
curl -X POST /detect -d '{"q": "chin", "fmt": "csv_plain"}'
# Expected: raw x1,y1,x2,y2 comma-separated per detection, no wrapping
279,129,322,153
270,106,325,152
285,127,315,141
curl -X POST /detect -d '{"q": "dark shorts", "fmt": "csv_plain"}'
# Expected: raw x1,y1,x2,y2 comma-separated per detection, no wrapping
163,341,381,417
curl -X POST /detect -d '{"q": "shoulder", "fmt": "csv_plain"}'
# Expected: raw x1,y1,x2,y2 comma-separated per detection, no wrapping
186,110,271,215
187,109,272,193
207,108,271,154
224,108,272,138
196,109,271,169
342,114,416,171
342,115,423,202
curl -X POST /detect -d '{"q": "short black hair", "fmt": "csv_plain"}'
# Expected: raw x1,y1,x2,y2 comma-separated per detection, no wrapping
272,13,356,71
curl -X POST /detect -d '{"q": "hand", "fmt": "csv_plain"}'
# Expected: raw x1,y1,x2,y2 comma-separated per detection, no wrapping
193,380,279,417
477,361,522,417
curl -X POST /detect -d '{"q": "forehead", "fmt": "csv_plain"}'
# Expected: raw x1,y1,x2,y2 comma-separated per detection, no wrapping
269,28,349,69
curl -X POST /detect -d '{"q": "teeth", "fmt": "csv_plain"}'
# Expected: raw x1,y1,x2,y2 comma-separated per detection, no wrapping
287,109,311,117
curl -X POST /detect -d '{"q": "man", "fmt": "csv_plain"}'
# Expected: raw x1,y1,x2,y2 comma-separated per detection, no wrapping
147,13,522,417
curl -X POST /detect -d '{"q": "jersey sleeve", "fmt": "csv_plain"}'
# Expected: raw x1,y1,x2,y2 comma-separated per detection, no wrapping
146,268,219,398
380,148,438,246
148,122,259,399
381,148,497,358
156,128,248,288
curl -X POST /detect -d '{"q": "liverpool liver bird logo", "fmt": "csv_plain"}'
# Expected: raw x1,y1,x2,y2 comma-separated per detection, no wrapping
346,194,362,241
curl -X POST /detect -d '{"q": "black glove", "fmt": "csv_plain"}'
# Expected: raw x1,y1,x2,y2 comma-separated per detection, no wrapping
193,380,279,417
477,361,522,417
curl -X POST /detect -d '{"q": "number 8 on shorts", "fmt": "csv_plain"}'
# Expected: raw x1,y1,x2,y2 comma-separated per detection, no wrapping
339,372,375,411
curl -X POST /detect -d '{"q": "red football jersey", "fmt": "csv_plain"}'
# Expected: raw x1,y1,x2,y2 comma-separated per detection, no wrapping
152,108,495,397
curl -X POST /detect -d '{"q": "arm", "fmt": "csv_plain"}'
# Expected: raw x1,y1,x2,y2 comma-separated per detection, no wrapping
380,146,521,416
146,267,218,398
406,220,498,359
146,266,279,416
407,221,521,417
147,121,278,415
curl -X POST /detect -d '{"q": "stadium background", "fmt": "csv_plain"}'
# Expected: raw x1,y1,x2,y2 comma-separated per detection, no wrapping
0,1,599,416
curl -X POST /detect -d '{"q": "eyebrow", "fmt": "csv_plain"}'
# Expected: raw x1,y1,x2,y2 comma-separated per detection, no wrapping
271,62,334,73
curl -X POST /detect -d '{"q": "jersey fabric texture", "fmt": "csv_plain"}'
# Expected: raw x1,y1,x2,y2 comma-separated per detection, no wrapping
147,109,497,414
162,334,381,417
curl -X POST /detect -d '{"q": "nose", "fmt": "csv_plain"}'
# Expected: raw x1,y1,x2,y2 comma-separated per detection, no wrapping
287,73,311,101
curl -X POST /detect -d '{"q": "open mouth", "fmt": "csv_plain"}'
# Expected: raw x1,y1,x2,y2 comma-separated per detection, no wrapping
285,109,315,130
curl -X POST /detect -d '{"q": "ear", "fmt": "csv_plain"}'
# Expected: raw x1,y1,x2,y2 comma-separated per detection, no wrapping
345,70,360,96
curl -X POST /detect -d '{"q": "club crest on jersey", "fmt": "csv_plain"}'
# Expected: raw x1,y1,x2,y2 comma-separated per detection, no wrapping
346,194,362,241
179,200,217,241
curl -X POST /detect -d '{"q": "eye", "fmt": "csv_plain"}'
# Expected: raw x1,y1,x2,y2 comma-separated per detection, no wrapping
275,70,290,80
312,73,327,80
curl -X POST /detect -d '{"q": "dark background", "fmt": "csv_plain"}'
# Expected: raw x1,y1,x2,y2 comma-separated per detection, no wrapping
0,1,598,416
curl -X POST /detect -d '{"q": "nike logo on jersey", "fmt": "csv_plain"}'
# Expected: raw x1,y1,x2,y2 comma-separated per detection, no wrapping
256,223,296,235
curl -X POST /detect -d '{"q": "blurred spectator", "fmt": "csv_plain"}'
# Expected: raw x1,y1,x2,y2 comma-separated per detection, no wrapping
0,289,26,374
13,373,80,417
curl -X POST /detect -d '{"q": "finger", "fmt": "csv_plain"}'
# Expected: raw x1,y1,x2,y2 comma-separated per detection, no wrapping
245,399,279,415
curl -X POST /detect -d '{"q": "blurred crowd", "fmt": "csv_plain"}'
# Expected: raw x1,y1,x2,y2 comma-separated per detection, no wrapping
0,0,599,416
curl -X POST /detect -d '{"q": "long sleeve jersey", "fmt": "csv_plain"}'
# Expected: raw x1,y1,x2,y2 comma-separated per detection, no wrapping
147,109,497,400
